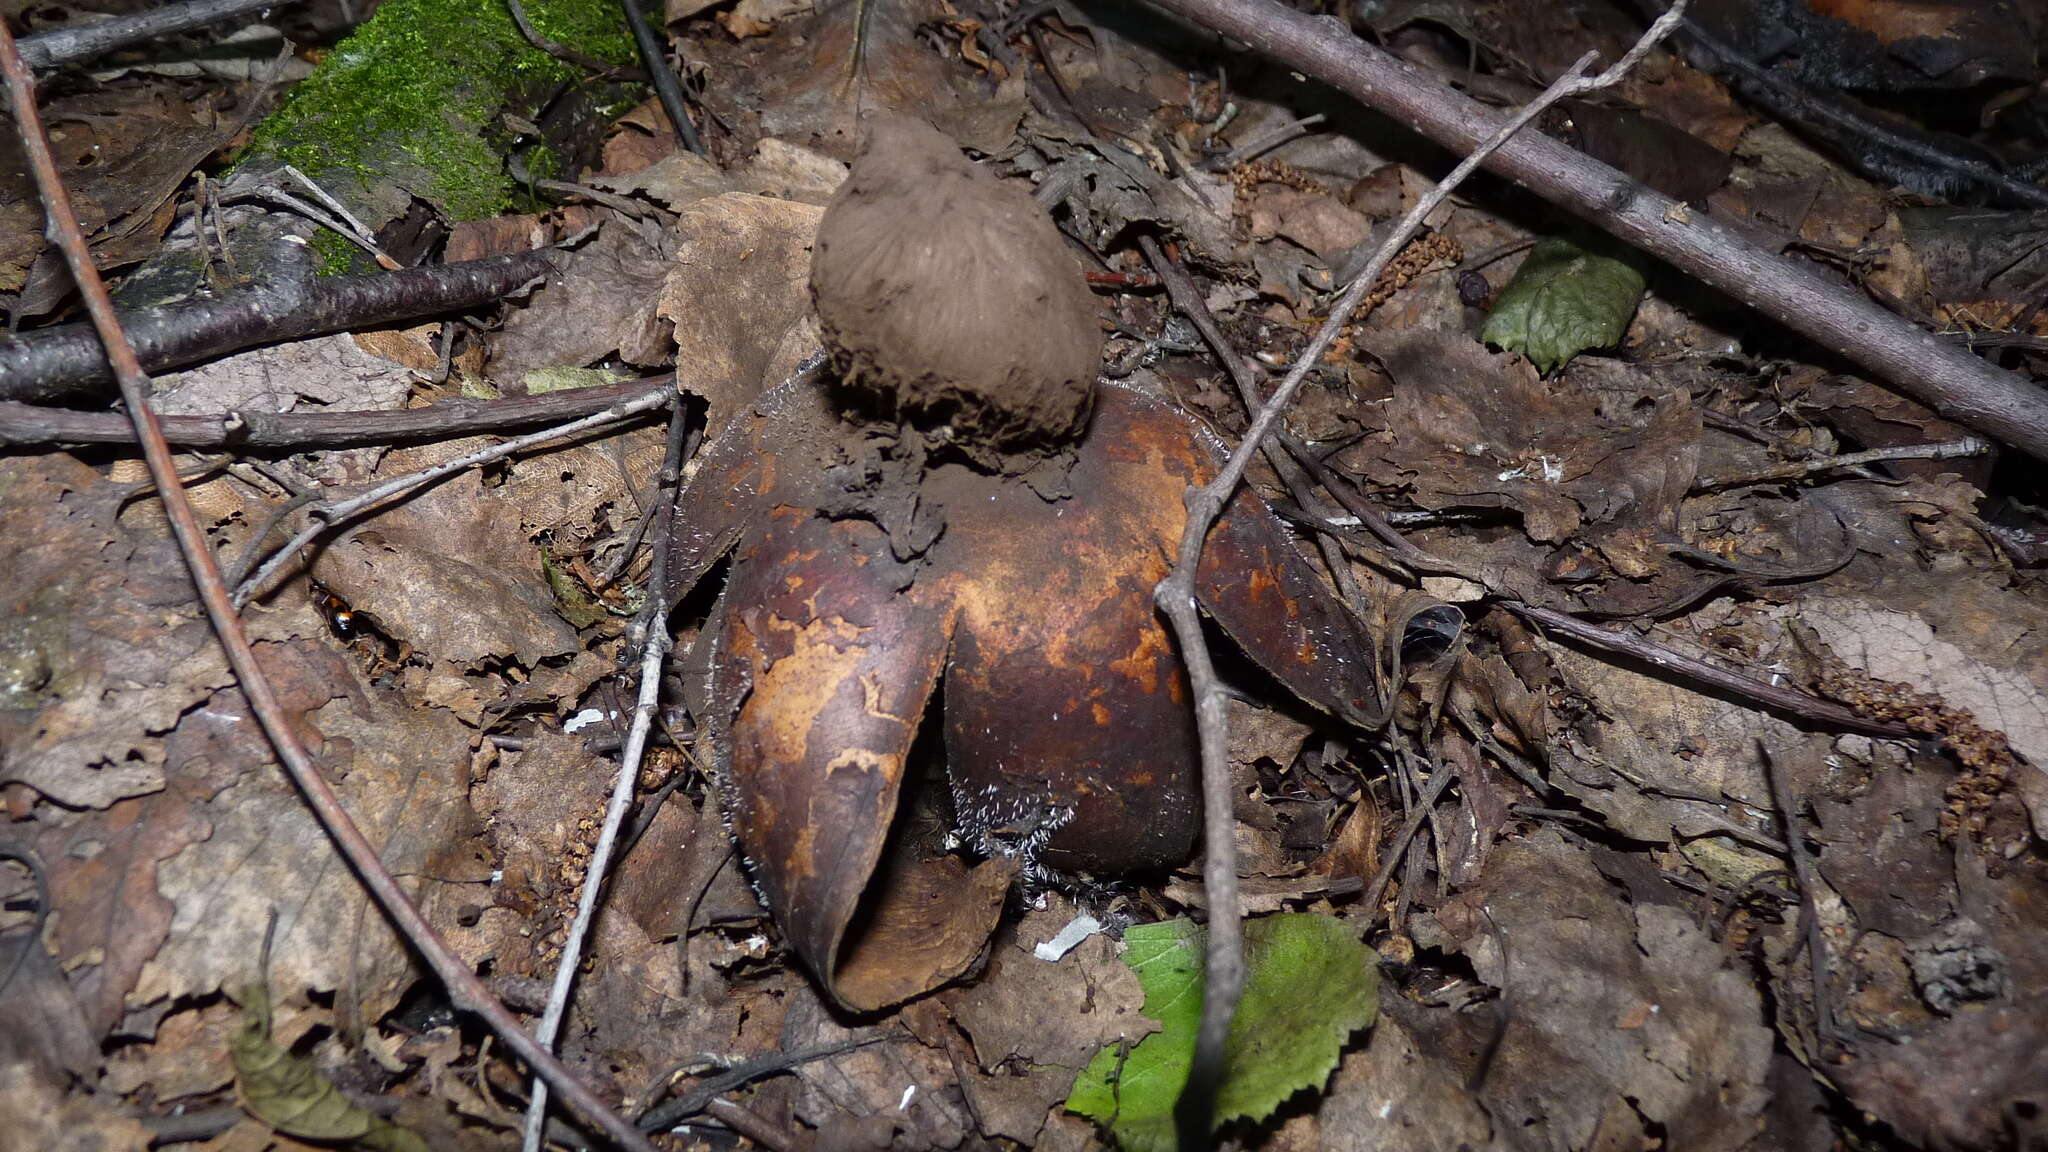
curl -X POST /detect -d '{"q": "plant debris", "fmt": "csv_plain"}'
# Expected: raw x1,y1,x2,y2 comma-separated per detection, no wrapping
3,0,2047,1148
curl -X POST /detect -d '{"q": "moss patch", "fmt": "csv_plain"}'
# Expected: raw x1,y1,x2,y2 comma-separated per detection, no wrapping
245,0,635,221
308,227,360,277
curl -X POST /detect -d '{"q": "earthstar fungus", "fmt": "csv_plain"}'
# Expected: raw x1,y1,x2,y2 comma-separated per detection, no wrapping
667,118,1385,1012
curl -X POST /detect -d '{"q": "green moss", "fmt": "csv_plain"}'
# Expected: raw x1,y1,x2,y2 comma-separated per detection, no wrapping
245,0,634,222
524,142,562,182
308,227,359,276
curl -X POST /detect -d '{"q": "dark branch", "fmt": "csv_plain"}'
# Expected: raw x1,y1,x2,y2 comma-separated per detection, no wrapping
0,250,558,403
1140,0,2048,463
0,373,673,450
18,0,303,69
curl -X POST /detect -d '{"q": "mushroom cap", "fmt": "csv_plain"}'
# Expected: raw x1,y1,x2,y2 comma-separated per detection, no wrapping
809,115,1101,447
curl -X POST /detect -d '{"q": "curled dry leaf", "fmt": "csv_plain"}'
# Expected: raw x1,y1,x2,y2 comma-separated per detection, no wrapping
665,376,1385,1010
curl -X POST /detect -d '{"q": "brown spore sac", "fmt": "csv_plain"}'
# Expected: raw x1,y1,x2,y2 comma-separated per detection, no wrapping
809,115,1102,449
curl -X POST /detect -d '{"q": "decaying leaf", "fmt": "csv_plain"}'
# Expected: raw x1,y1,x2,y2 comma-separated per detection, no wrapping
1481,235,1647,372
231,974,428,1152
1425,830,1774,1151
1065,913,1381,1150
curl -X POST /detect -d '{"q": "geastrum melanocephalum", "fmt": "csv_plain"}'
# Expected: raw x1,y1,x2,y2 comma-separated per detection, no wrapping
667,116,1385,1012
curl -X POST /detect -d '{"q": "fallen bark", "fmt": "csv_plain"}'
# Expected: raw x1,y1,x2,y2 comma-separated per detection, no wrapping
1141,0,2048,464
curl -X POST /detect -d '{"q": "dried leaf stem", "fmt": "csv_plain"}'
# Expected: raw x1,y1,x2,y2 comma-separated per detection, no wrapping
1153,12,1686,1145
1289,449,1915,739
0,371,673,449
1143,0,2048,464
523,617,674,1150
1692,436,1992,491
0,21,657,1152
231,387,672,605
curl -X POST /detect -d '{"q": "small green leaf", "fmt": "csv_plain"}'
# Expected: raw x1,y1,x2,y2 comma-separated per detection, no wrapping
521,365,633,394
231,981,430,1152
1066,913,1379,1151
1480,235,1647,371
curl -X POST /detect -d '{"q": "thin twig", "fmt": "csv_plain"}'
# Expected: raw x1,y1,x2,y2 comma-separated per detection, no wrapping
229,186,400,270
1288,445,1909,737
1359,752,1456,916
233,388,672,606
1140,0,2048,463
1692,436,1991,490
603,398,696,583
1506,602,1911,738
507,0,620,74
622,0,705,157
0,19,657,1152
1137,234,1379,639
1217,112,1326,166
17,0,301,68
1759,744,1835,1049
1153,11,1688,1142
701,1098,796,1151
524,397,691,1148
268,165,401,270
637,1037,891,1133
522,621,674,1150
0,372,674,449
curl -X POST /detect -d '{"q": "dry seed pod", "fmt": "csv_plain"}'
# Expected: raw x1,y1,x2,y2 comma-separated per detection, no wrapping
809,115,1101,446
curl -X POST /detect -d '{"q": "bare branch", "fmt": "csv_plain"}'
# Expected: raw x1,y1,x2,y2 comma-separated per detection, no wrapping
18,0,302,69
1151,10,1687,1144
1141,0,2048,464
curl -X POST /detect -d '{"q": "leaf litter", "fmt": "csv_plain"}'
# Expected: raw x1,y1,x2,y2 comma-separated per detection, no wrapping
1,0,2046,1149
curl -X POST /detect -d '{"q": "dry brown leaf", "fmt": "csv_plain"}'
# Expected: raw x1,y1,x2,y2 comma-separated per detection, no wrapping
0,1063,153,1152
1306,1014,1491,1151
1462,830,1772,1151
489,218,676,381
0,453,233,807
134,678,489,1043
151,332,418,417
657,192,825,440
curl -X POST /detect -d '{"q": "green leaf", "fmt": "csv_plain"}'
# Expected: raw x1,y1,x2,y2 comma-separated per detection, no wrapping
1066,913,1380,1151
1480,235,1647,372
231,981,430,1152
521,366,633,394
